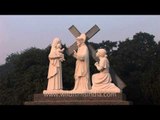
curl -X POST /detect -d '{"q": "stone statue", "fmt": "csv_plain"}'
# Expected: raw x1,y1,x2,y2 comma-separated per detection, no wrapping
91,49,120,93
72,33,91,92
43,38,65,94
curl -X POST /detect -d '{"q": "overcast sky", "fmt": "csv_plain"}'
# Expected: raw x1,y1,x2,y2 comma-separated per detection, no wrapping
0,15,160,65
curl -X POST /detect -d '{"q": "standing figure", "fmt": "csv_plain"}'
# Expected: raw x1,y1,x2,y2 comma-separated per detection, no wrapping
73,33,91,92
44,37,65,94
91,49,120,93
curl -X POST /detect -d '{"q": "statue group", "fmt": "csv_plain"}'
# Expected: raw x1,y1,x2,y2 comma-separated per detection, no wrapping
24,25,132,105
43,33,120,94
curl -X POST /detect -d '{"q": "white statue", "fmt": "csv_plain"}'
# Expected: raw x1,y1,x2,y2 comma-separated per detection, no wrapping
91,49,120,93
73,33,91,92
43,38,65,94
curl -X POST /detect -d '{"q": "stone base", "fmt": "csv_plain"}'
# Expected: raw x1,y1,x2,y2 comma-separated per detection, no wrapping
25,93,131,105
25,100,130,105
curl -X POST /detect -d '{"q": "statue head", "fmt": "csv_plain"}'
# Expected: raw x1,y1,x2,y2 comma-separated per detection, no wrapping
76,33,86,47
52,37,61,49
96,48,107,58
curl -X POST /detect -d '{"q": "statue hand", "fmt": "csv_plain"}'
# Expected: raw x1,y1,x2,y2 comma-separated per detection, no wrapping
94,62,98,66
73,50,77,57
62,48,65,51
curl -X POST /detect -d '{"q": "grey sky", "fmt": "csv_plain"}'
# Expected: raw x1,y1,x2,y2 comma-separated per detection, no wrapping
0,15,160,65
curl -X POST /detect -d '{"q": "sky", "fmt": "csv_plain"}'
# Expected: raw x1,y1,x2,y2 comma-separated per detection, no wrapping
0,15,160,65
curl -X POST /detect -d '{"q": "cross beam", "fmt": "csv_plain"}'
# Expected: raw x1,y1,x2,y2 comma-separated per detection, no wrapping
66,25,100,56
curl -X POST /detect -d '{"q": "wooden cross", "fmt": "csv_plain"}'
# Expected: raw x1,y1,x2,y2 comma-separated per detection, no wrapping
66,25,100,56
66,25,126,90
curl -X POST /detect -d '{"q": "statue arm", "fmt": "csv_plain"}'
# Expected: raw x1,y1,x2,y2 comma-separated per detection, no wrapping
48,52,62,59
76,47,87,61
95,58,106,71
76,55,85,61
73,50,85,61
95,63,104,71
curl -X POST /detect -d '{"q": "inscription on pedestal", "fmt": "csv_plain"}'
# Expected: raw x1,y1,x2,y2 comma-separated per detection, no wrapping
25,93,131,105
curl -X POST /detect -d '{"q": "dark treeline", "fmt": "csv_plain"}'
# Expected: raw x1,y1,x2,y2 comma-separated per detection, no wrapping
0,32,160,105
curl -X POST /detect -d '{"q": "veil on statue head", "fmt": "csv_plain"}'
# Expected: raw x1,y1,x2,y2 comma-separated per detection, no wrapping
52,37,61,48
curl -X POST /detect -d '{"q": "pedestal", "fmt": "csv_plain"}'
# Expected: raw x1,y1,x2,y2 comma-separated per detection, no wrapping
24,92,131,105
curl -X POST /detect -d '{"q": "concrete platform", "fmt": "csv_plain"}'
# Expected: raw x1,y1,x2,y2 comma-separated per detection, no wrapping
24,93,131,105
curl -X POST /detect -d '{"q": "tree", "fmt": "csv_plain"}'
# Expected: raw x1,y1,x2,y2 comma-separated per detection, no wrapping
111,32,159,104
